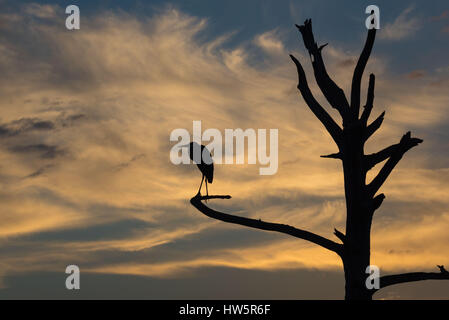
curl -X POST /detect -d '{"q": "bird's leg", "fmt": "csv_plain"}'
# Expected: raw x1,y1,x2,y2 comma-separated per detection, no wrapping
197,175,204,196
204,179,209,203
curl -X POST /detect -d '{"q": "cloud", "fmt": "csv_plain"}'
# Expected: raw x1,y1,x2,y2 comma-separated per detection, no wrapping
25,164,54,178
0,118,55,137
430,10,449,22
288,1,301,23
9,143,64,159
23,3,57,19
406,70,426,79
0,4,448,299
114,153,146,171
380,6,421,41
254,30,284,54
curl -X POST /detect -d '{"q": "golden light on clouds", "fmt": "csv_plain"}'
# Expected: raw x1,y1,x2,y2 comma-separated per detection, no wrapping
0,3,448,298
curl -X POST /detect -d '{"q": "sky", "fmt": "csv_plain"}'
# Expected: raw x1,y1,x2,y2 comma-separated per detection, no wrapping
0,0,448,299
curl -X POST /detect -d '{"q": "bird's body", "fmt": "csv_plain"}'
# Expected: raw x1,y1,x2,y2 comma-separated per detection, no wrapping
188,142,213,183
185,142,214,196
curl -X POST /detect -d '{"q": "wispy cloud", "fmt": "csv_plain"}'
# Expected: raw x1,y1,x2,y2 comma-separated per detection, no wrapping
23,3,57,19
430,10,449,21
254,30,284,54
406,70,426,79
380,6,422,40
0,3,448,298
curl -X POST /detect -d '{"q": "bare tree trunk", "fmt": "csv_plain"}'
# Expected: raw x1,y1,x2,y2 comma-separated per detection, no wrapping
341,127,373,300
189,19,449,300
343,258,372,300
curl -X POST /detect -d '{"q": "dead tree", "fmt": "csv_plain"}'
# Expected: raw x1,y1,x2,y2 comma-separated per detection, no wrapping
190,20,449,300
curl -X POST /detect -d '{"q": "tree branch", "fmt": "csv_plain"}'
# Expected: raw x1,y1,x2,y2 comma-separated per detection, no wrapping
377,266,449,292
290,54,342,146
351,28,376,119
334,228,346,243
360,74,375,125
372,193,385,212
364,111,385,141
364,144,398,172
197,195,232,200
320,152,342,160
191,194,343,255
367,132,423,196
295,20,349,120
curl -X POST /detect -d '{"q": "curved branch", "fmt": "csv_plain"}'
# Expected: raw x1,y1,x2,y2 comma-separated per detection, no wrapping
377,267,449,292
296,20,349,120
190,194,343,255
351,28,376,119
290,54,342,146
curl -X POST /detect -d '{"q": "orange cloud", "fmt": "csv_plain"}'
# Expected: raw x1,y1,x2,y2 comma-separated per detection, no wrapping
0,5,448,293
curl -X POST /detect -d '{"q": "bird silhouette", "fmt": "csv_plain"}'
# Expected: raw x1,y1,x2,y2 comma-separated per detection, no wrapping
180,142,214,196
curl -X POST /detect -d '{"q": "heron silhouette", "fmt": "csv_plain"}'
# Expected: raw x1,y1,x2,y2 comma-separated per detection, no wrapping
180,142,213,196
